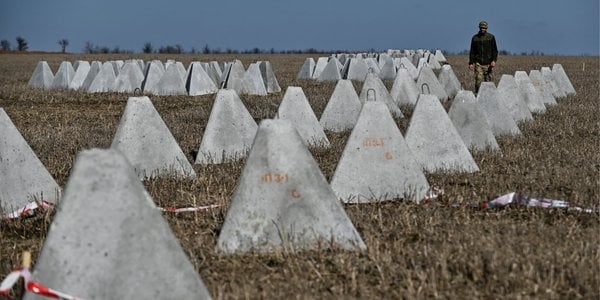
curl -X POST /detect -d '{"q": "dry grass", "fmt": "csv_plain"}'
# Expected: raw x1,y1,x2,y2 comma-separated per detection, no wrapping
0,53,599,299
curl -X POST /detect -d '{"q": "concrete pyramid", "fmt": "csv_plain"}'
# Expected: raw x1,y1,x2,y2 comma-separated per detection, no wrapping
438,64,462,99
497,74,534,122
541,67,566,98
68,60,90,90
186,62,218,96
0,108,60,214
317,58,342,82
319,79,362,132
330,101,430,203
196,89,258,164
141,61,165,95
154,64,187,95
514,71,546,113
297,57,315,79
365,58,382,75
342,58,369,81
552,63,576,96
221,60,246,95
27,61,54,89
216,119,366,253
425,53,442,70
113,61,144,93
399,57,418,80
476,82,521,137
259,61,281,93
81,61,102,91
242,63,267,96
111,96,196,179
207,61,223,86
175,61,187,82
27,148,211,299
312,57,329,79
448,90,499,151
405,94,479,173
378,57,397,80
390,68,419,106
434,50,447,64
359,73,404,118
278,86,330,147
87,62,116,93
416,66,448,101
529,70,557,106
51,61,75,89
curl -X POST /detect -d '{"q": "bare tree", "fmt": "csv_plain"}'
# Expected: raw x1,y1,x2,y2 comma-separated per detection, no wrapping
16,36,28,51
58,38,69,53
142,42,153,54
0,39,10,51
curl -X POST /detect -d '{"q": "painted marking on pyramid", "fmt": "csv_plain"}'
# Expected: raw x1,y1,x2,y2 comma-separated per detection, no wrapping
297,57,315,79
497,74,534,122
50,61,75,89
259,61,282,93
416,66,448,101
242,63,267,96
438,64,462,99
359,73,404,118
477,82,521,137
196,89,258,164
390,68,419,106
311,57,329,79
81,61,102,91
515,71,546,113
216,119,366,253
154,64,187,95
541,67,566,99
68,61,90,90
552,63,576,96
111,96,196,179
330,101,430,203
87,62,116,93
405,94,479,173
529,70,558,106
319,79,362,132
317,58,342,82
448,90,500,151
27,61,54,89
186,62,218,96
0,108,61,214
27,148,211,299
277,86,330,147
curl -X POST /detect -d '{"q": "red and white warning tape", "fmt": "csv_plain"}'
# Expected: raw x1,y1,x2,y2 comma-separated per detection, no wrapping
0,267,82,299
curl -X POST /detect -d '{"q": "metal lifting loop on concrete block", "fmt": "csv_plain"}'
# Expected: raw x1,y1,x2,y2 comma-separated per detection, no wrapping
368,67,374,73
366,88,377,102
399,63,405,69
421,83,430,94
134,87,142,96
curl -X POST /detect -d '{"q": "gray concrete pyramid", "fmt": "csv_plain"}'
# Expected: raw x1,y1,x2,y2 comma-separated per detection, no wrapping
476,82,521,137
359,73,404,118
221,60,246,95
154,64,187,96
51,61,75,89
297,57,315,79
390,68,419,106
552,63,576,96
242,63,267,96
207,61,223,86
81,61,102,91
68,61,90,90
515,71,546,113
319,79,362,132
0,108,60,214
529,70,558,106
330,101,430,203
111,96,196,179
399,57,418,80
317,58,342,82
342,58,369,81
216,119,366,253
26,148,211,300
426,53,442,70
434,50,447,64
27,61,54,89
196,89,258,164
416,66,448,101
497,74,534,122
378,57,397,80
259,61,281,93
278,86,330,147
448,91,499,151
113,61,144,93
541,67,566,98
186,62,218,96
405,94,479,173
141,61,165,95
364,57,382,76
312,57,329,79
87,62,116,93
438,64,462,99
175,61,187,82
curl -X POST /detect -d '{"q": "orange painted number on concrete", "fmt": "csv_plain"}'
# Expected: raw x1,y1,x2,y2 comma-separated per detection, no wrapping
385,152,393,160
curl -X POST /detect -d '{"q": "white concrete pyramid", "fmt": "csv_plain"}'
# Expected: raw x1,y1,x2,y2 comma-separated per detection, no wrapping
259,61,281,93
278,86,330,147
68,61,90,90
196,89,258,164
552,63,576,96
529,70,558,106
0,108,60,214
405,94,479,173
476,82,521,137
141,61,165,95
497,74,534,122
297,57,315,79
312,57,329,79
242,63,267,96
330,101,430,203
515,71,546,113
319,79,362,132
186,62,218,96
365,58,382,75
111,96,196,179
434,50,447,64
87,62,116,93
27,148,211,299
207,61,223,86
399,57,418,80
359,73,404,118
317,58,342,82
216,119,366,253
154,64,187,96
81,61,102,91
416,66,448,101
342,58,369,81
51,61,75,89
390,68,419,106
175,61,187,82
113,61,144,93
541,67,566,99
378,57,397,80
221,60,246,95
28,61,54,89
437,64,462,99
448,91,499,151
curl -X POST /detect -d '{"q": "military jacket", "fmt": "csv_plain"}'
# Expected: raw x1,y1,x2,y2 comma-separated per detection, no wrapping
469,32,498,65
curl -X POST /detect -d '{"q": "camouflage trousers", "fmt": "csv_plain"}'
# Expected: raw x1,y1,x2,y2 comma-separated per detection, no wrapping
474,63,493,93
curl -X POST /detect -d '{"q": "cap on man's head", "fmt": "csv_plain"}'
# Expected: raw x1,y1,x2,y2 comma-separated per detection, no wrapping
479,20,488,29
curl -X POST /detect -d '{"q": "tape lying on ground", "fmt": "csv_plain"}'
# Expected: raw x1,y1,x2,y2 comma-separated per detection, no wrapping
0,267,82,300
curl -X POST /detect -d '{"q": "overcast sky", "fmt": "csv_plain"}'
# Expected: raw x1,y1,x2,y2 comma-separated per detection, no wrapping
1,0,598,55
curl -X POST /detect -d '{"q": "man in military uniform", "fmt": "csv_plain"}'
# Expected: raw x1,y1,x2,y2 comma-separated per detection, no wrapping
469,20,498,93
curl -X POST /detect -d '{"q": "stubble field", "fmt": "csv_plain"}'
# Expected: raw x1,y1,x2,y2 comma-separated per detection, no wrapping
0,53,599,299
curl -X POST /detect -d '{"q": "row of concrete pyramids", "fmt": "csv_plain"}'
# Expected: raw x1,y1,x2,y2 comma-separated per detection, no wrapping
27,59,281,96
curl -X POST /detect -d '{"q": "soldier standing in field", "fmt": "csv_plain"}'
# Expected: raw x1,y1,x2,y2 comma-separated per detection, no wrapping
469,20,498,93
